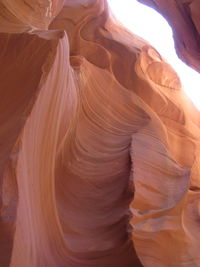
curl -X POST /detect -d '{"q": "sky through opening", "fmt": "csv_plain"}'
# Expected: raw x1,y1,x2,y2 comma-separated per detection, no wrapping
108,0,200,110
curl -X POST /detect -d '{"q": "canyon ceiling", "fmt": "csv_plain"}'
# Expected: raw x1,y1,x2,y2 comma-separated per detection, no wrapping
0,0,200,267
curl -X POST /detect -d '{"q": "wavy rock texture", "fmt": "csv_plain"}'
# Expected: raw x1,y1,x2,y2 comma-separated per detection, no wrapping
0,0,200,267
137,0,200,73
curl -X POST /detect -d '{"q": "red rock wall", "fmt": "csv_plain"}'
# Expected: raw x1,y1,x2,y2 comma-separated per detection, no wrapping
137,0,200,73
0,1,200,266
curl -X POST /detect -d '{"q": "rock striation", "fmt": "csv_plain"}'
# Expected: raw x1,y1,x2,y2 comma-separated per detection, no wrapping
0,0,200,266
137,0,200,73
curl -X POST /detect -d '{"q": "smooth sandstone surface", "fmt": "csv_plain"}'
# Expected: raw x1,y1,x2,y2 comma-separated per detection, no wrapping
137,0,200,73
0,0,200,266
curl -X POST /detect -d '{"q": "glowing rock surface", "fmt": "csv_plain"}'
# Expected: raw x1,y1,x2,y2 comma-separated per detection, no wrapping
137,0,200,73
0,1,200,266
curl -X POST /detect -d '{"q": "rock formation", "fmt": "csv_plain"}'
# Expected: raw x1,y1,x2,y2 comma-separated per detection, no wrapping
137,0,200,73
0,0,200,266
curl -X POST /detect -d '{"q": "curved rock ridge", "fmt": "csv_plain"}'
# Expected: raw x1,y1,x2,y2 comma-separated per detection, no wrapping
0,0,64,32
137,0,200,73
0,0,200,267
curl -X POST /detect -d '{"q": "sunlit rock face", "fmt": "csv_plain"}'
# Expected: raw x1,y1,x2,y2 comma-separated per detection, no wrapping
0,0,200,267
137,0,200,73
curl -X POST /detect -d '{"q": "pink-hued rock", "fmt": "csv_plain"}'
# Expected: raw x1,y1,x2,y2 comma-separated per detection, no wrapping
0,29,65,266
0,30,59,195
0,0,64,32
137,0,200,73
0,0,200,266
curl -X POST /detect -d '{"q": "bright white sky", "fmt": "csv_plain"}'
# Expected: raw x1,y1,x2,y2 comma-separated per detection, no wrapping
108,0,200,109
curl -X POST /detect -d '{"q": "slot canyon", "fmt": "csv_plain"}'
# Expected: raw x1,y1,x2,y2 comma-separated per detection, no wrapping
0,0,200,266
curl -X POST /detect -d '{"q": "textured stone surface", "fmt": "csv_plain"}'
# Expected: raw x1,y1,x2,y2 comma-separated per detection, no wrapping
0,1,200,267
137,0,200,73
